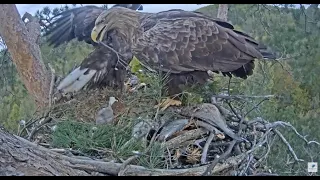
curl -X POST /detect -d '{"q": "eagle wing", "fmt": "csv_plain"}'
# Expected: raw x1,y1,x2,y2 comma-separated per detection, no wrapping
136,10,274,79
49,5,144,94
45,4,144,47
45,6,105,47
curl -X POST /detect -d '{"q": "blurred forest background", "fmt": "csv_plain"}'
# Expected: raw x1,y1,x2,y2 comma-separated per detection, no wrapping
0,4,319,175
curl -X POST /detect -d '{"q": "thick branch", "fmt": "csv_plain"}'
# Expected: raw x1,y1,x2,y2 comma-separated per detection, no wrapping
0,127,243,176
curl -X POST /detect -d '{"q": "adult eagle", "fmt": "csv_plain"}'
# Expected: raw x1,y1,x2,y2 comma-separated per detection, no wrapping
46,5,275,96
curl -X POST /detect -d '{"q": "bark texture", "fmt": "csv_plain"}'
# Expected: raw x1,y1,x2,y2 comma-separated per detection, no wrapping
0,127,244,176
0,127,89,176
217,4,228,21
0,4,50,108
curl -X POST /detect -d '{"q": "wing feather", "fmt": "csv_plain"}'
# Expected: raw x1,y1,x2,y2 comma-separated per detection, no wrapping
136,10,274,78
46,5,145,48
45,6,104,47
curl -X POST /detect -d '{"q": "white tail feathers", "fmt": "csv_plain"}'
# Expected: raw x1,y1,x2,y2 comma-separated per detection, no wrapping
57,67,97,94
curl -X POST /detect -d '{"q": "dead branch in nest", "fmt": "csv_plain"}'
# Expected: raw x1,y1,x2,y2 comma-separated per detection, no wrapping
201,132,215,164
249,172,279,176
14,134,243,176
28,114,51,141
273,129,304,162
165,128,208,149
203,140,237,176
212,94,277,101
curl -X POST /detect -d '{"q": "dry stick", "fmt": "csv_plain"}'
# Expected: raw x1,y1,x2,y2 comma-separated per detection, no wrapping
166,147,173,168
28,115,51,141
99,41,128,69
273,129,304,162
253,133,273,168
202,140,237,176
239,154,254,176
212,95,276,101
280,122,320,146
118,155,139,176
244,97,270,117
48,63,55,108
200,132,215,164
17,107,42,136
249,173,279,176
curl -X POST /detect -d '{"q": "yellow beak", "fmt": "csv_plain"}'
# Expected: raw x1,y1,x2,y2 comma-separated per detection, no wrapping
91,24,106,43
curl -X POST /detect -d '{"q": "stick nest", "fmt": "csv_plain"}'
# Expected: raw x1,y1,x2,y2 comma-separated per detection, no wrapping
16,85,319,176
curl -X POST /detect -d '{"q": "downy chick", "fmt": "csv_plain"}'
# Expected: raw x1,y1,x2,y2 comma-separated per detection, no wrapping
95,97,118,125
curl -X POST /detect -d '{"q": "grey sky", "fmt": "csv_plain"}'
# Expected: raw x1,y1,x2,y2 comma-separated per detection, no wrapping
16,4,210,16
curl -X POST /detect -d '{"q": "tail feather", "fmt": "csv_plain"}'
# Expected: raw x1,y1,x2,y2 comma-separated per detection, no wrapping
57,67,97,93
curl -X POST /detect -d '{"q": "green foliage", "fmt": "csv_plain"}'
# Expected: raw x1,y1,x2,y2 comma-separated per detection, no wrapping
5,103,20,131
52,120,135,154
197,4,320,175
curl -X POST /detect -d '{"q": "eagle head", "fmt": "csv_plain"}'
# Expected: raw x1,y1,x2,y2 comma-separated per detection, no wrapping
91,7,141,44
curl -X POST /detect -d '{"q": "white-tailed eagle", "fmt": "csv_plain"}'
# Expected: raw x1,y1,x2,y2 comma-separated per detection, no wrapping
45,5,276,95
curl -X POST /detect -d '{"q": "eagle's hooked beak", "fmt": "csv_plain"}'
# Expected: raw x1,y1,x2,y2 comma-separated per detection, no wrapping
91,24,107,43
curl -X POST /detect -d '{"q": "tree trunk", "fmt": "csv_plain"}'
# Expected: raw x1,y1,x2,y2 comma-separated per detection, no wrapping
0,4,50,108
217,4,228,21
0,127,89,176
0,126,244,176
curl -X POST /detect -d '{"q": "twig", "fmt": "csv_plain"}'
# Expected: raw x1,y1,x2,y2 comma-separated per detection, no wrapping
202,140,237,176
279,122,320,146
48,63,55,108
273,129,304,162
212,95,276,101
118,155,139,176
239,154,254,176
166,147,173,168
226,101,242,121
28,116,52,141
249,173,279,176
244,97,271,117
98,41,128,69
254,133,273,168
201,132,215,164
245,128,272,154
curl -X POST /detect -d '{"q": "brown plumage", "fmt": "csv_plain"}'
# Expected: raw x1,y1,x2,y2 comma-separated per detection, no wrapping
46,6,275,95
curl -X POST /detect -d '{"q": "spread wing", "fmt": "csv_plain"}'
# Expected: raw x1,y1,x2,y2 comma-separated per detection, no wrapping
45,6,105,47
45,4,144,47
136,10,275,79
